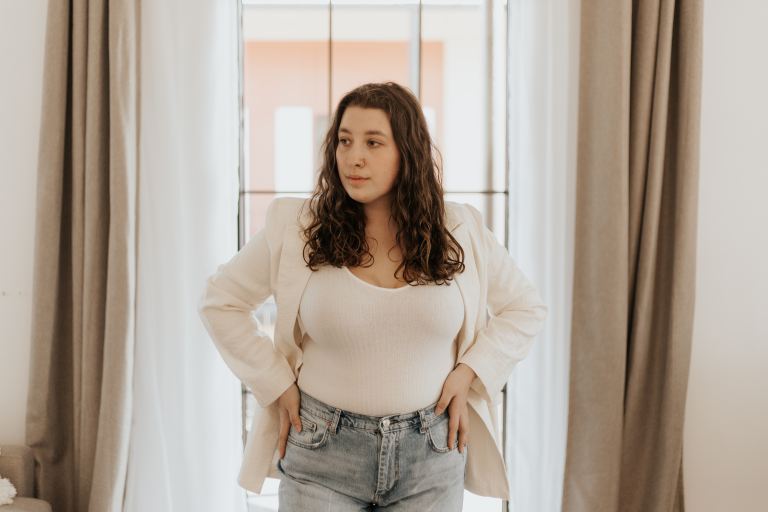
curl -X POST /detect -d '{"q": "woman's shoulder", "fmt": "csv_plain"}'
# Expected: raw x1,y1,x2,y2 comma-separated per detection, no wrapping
444,200,481,216
444,200,484,232
257,197,312,247
265,196,311,226
267,196,309,214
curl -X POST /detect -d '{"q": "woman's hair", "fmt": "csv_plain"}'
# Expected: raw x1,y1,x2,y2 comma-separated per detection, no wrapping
299,81,465,286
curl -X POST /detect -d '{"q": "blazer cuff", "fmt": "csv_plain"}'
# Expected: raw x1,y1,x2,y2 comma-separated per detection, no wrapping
457,343,505,406
250,355,296,409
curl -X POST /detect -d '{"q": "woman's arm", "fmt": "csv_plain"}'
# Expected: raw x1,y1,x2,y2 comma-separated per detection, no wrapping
197,198,296,408
456,204,549,406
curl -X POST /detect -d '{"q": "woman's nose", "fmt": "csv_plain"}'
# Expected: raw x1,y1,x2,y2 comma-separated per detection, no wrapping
351,148,366,167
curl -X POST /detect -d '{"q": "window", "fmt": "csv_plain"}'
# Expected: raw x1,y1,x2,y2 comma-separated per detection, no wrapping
239,2,510,510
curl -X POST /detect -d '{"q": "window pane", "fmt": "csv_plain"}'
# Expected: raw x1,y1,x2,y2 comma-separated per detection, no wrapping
243,5,331,194
330,3,417,103
423,1,492,193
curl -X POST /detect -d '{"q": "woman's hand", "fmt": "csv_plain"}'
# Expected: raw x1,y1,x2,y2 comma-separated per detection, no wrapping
434,363,476,454
276,382,303,459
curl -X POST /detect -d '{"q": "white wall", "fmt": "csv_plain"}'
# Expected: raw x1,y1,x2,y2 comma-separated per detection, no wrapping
0,0,47,443
683,2,768,510
1,1,766,510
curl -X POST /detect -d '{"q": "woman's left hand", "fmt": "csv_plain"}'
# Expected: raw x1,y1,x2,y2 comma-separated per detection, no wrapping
434,363,476,454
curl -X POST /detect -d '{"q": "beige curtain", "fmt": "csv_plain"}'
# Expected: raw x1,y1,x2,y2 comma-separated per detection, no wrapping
25,0,138,511
562,1,703,511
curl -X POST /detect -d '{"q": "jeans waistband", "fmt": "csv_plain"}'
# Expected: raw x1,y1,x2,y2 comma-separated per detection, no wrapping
298,388,446,434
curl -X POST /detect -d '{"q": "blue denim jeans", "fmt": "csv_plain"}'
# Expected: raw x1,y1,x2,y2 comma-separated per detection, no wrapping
276,388,467,511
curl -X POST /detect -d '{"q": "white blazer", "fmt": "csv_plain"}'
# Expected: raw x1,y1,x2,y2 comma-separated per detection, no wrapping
198,196,547,500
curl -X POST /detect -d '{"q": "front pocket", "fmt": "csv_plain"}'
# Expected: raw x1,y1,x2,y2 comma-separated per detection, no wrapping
287,412,330,450
426,415,453,453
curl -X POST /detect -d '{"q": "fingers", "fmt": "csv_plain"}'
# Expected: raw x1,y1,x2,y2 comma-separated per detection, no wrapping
446,407,470,453
277,401,303,460
458,421,469,454
447,410,460,450
277,412,289,459
288,406,303,433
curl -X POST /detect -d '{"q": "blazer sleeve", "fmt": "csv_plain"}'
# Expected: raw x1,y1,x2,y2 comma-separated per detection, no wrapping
456,203,548,406
197,198,296,409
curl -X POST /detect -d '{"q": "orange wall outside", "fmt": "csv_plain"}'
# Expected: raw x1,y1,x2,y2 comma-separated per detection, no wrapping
244,41,444,234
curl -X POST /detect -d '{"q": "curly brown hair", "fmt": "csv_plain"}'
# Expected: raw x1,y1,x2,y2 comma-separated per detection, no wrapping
299,81,465,286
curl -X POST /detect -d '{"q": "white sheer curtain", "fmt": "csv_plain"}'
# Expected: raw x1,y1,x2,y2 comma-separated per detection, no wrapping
123,1,246,511
505,1,579,511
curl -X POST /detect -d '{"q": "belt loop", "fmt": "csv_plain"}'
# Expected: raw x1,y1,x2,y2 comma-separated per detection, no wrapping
418,409,428,434
330,407,341,434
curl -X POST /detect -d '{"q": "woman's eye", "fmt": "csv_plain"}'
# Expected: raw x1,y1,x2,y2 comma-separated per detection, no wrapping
338,138,379,147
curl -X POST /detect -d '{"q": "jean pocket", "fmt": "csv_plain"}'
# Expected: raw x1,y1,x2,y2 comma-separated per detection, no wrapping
426,414,454,454
287,410,330,450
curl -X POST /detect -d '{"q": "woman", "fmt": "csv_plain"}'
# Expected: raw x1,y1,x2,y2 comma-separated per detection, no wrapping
198,82,547,511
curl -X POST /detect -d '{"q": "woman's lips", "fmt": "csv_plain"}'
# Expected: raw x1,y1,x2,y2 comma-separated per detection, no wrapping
348,176,368,184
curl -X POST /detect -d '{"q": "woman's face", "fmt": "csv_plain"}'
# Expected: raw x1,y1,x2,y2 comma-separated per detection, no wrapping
336,106,401,210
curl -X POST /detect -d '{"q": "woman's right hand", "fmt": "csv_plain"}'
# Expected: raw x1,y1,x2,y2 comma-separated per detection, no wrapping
276,382,302,459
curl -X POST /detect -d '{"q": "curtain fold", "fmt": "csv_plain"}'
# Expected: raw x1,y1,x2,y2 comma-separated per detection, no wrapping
562,1,703,511
504,0,579,511
27,1,246,511
26,1,137,511
121,0,245,510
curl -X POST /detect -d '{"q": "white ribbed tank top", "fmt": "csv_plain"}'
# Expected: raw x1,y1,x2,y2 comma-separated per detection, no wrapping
296,264,464,416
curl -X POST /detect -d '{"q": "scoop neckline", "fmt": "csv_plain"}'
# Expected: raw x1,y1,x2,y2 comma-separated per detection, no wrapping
342,265,412,291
